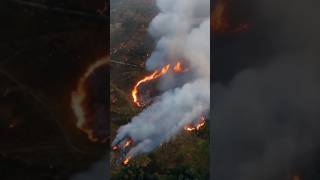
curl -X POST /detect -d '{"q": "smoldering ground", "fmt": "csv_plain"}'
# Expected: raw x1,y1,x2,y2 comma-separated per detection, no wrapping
212,0,320,179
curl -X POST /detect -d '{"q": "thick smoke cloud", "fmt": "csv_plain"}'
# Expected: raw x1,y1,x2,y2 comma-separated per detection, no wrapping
146,0,210,72
212,0,320,179
112,0,210,158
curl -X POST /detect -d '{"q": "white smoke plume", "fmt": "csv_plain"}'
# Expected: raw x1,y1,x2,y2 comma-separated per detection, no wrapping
112,0,210,158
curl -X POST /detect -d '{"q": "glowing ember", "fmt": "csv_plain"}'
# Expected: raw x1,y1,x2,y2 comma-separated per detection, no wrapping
123,156,131,165
173,62,183,72
124,139,133,148
71,58,108,142
132,62,187,107
112,145,119,151
184,116,206,132
196,116,206,130
173,62,189,73
184,126,196,132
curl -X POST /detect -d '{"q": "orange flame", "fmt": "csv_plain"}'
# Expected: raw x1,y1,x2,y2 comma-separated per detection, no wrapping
132,62,188,107
132,64,170,107
71,58,108,142
173,62,183,72
184,126,196,132
131,62,187,107
173,61,189,73
123,156,131,165
196,116,206,130
184,116,206,132
124,139,133,148
112,145,119,151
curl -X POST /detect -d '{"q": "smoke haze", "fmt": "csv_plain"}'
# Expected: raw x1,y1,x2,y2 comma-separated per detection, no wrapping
212,0,320,179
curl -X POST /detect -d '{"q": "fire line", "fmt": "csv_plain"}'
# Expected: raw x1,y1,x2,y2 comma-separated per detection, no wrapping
132,62,187,107
114,62,206,165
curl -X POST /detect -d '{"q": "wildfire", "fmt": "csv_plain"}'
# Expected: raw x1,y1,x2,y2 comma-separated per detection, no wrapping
117,61,201,165
132,64,169,107
71,58,108,142
172,62,181,72
123,156,131,165
112,138,133,151
124,139,133,148
132,62,187,107
184,116,206,132
112,145,119,151
196,116,206,129
184,126,196,131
